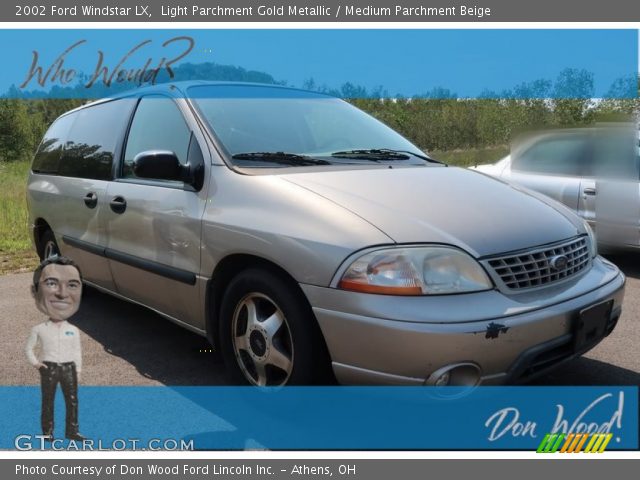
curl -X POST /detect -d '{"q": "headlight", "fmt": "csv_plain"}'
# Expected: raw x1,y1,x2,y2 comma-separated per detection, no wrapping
338,247,493,295
584,221,598,258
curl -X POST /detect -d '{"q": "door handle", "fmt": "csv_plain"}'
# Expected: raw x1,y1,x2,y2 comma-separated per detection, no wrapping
109,196,127,214
83,192,98,209
583,188,596,196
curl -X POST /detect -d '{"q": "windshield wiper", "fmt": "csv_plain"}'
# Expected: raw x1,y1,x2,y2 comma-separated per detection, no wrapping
331,149,410,160
386,149,445,164
331,148,445,164
232,152,331,166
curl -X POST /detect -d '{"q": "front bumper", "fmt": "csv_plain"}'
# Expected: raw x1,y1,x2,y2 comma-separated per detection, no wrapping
301,256,625,385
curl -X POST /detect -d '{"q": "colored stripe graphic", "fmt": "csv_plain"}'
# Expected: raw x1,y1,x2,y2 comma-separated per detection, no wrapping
559,433,575,453
572,433,589,453
537,433,613,453
537,434,566,453
585,434,613,453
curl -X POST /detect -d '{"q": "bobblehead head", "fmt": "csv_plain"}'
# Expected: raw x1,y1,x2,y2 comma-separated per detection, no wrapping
32,263,82,321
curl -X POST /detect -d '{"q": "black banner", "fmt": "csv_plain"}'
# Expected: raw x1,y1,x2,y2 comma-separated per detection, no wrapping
6,0,640,22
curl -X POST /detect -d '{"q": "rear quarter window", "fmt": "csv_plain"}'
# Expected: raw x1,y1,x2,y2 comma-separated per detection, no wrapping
31,113,76,174
57,98,135,180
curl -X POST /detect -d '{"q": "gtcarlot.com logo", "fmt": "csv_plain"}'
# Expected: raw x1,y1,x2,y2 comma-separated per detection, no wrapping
536,433,613,453
15,435,194,451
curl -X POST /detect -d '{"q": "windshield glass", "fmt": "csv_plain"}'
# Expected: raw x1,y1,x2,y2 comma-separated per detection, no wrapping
188,85,425,166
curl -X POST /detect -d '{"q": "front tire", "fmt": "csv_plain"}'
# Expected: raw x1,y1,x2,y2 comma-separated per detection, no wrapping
219,269,328,386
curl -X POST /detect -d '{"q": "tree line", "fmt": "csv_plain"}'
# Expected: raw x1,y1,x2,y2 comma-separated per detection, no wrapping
1,63,637,163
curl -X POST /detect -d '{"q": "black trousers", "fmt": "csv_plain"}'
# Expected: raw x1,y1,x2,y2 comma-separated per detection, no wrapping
39,362,79,436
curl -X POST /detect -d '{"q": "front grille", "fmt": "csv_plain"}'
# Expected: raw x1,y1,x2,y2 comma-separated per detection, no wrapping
485,236,591,291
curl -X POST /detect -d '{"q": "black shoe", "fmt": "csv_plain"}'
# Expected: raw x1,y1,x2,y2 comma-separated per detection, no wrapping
65,433,87,441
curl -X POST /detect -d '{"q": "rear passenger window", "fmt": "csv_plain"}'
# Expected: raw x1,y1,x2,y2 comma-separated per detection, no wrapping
513,136,591,176
32,114,76,174
58,99,134,180
123,96,191,180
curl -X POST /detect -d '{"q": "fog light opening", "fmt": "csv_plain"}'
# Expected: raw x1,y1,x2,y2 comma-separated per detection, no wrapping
426,363,481,388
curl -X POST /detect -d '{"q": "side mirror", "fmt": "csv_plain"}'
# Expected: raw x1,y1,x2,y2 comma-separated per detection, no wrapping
133,139,204,191
133,150,186,182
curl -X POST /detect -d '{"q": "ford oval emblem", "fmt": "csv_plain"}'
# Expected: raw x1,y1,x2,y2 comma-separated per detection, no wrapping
550,255,569,271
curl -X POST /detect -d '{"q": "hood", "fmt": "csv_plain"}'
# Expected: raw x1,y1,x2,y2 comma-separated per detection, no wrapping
280,166,584,257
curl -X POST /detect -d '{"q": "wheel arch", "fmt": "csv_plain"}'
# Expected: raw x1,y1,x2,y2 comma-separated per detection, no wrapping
205,254,329,355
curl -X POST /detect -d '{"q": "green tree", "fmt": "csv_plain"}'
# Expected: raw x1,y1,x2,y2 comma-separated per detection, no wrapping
0,99,37,162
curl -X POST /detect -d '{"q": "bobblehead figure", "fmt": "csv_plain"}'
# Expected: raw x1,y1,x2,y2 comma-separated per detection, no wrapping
26,255,86,441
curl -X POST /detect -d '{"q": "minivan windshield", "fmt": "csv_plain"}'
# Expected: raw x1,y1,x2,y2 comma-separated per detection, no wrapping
188,85,432,167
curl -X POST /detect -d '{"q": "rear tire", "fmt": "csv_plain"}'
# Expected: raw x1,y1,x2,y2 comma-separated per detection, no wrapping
219,269,329,386
39,230,60,260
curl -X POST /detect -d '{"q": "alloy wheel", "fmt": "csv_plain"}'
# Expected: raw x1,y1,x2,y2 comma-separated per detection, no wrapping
231,292,294,386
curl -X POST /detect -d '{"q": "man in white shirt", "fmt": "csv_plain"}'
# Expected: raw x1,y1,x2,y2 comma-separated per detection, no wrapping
25,255,85,442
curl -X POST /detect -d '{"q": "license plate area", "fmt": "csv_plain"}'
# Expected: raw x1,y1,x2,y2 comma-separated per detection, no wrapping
573,300,613,352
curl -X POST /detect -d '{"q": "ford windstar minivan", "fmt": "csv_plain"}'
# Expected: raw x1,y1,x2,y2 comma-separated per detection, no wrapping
27,82,625,386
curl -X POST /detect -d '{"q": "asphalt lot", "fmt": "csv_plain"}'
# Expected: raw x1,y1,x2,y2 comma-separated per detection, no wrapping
1,253,638,386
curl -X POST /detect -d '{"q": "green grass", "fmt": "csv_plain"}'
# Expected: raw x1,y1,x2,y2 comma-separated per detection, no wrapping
430,146,509,168
0,160,38,274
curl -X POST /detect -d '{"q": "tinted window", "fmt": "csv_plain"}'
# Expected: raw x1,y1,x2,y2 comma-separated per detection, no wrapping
58,99,134,180
32,114,76,174
513,136,590,176
123,96,191,180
